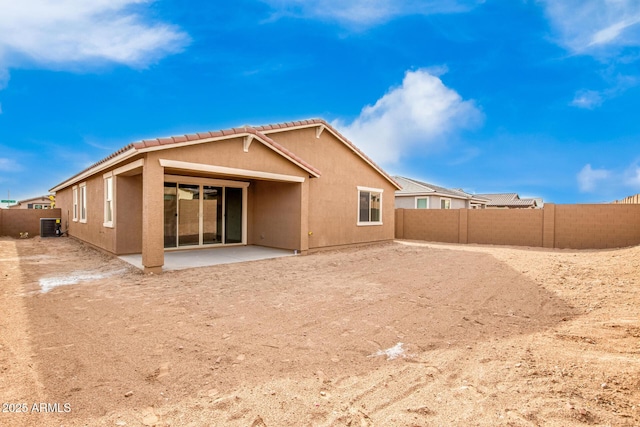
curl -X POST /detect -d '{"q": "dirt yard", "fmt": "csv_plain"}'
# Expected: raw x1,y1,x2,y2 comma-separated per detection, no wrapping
1,236,639,426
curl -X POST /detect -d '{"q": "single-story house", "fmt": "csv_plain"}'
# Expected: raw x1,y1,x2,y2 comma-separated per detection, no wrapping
475,193,539,209
50,119,401,272
394,176,488,209
8,195,54,209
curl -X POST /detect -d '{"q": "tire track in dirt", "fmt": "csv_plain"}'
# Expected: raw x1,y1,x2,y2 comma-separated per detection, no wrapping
0,238,46,427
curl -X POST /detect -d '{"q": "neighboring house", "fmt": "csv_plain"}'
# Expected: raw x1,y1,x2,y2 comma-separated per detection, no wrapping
475,193,539,209
393,176,488,209
8,196,53,209
50,119,401,273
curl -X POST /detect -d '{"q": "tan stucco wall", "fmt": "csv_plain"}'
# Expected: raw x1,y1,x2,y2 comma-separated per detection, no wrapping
249,180,303,250
115,174,143,254
160,137,307,179
266,127,396,249
55,172,117,253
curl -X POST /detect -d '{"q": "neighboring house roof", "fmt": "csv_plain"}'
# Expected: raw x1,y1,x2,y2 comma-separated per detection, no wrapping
476,193,538,208
8,195,52,208
50,119,401,192
393,176,488,202
15,195,52,204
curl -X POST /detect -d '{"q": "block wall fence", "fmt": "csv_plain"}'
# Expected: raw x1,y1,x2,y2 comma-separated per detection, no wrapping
0,208,62,238
395,204,640,249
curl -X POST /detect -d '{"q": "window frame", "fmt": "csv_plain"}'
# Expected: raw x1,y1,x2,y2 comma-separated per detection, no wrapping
72,186,79,222
440,197,451,209
415,197,429,209
103,174,114,228
357,186,383,226
79,182,87,223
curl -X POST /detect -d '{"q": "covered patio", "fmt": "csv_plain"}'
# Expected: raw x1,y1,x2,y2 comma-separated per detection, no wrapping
119,245,296,271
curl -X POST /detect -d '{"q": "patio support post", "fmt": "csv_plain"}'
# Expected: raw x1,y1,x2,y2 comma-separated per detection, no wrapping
299,178,310,253
142,155,165,273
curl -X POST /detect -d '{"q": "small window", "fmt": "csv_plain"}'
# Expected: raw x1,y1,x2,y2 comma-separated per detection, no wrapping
72,186,78,221
79,183,87,223
440,198,451,209
416,197,428,209
357,186,383,225
104,176,114,227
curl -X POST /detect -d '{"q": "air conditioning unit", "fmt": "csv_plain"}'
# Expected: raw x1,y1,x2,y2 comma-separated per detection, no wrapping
40,218,60,237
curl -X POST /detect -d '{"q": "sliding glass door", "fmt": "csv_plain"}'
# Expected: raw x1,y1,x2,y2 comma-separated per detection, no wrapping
203,186,223,245
163,179,245,249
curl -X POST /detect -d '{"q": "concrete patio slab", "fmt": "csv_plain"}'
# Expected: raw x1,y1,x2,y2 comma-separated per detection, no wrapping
119,245,295,271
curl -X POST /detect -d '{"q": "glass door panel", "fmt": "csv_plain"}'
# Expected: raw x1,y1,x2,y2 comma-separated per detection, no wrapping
164,183,177,248
225,187,243,244
202,186,222,245
178,184,200,247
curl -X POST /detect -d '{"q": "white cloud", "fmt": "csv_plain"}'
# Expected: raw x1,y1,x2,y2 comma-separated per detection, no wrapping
577,164,611,192
0,0,189,86
0,157,22,172
570,90,603,109
541,0,640,55
333,69,483,165
625,163,640,187
261,0,481,27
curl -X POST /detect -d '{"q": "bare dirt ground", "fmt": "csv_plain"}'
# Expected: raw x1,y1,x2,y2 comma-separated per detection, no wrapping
1,236,639,427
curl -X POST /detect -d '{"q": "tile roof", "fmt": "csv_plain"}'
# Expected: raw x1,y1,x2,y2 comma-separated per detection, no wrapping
50,119,400,192
476,193,538,207
393,176,484,200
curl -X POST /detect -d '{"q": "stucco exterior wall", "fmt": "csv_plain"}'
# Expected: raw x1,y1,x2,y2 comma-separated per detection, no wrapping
160,136,306,179
57,172,116,253
395,196,416,209
250,180,303,250
265,127,396,249
115,174,143,254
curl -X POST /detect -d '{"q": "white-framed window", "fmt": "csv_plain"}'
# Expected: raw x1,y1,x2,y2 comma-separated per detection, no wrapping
104,175,114,227
72,186,78,221
440,198,451,209
357,186,383,226
79,182,87,223
415,197,429,209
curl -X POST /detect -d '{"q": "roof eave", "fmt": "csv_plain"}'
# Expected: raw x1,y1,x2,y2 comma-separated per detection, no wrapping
50,147,139,193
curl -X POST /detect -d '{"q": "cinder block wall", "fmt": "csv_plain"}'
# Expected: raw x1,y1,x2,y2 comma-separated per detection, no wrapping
402,209,460,243
554,204,640,249
468,209,543,247
0,209,62,238
397,203,640,249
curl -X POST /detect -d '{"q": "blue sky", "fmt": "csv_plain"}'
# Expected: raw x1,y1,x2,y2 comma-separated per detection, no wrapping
1,0,639,205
